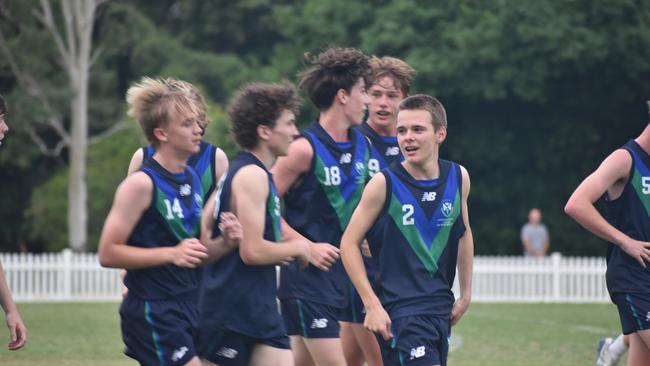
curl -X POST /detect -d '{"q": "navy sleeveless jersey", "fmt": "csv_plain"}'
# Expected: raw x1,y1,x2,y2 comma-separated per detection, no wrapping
367,160,465,319
278,122,370,307
356,122,404,280
143,140,217,201
357,122,403,177
198,152,284,337
124,158,203,300
604,140,650,294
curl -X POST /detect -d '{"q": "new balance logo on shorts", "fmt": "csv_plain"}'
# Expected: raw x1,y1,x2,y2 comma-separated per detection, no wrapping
310,318,328,329
171,346,188,362
646,311,650,322
410,346,425,360
216,347,238,359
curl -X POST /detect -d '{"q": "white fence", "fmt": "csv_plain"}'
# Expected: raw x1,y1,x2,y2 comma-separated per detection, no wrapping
1,251,609,302
1,249,122,302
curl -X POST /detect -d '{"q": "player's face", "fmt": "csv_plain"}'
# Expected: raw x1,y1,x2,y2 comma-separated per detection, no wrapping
396,109,446,165
158,108,203,156
0,113,7,146
368,76,404,131
343,78,370,126
268,109,299,156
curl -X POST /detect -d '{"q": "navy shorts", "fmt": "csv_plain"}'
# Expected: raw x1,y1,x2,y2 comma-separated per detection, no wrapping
612,292,650,335
377,315,450,366
280,298,341,338
120,295,199,365
339,282,365,323
197,328,290,366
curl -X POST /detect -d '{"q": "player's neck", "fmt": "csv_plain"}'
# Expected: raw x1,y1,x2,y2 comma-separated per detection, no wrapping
319,108,351,142
367,119,395,136
403,155,440,180
152,149,187,174
248,146,276,170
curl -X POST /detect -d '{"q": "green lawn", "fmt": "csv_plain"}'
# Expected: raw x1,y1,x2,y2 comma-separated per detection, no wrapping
0,302,624,365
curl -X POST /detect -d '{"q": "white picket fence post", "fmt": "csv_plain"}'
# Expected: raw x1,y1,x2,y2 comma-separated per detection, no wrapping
1,251,609,302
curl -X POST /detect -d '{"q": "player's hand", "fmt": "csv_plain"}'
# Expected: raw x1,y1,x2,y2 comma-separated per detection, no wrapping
620,239,650,267
361,240,372,257
308,242,340,271
451,296,470,326
173,238,208,268
364,304,392,340
219,212,243,248
5,310,26,350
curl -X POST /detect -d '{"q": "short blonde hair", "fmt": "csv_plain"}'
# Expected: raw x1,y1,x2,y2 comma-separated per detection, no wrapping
126,77,199,147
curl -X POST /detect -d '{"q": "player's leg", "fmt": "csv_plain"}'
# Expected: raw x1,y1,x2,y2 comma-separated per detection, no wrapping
340,322,364,366
627,330,650,366
303,337,347,366
290,336,315,366
349,323,383,366
249,343,294,366
184,356,203,365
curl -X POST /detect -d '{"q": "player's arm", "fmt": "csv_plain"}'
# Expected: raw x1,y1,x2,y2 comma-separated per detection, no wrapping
0,261,26,350
565,149,650,267
341,173,391,340
98,172,208,269
234,166,310,265
272,137,340,270
126,148,144,175
452,166,474,326
200,190,241,263
214,147,229,183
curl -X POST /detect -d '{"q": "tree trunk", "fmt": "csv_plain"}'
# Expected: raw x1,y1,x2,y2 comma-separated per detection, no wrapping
66,0,97,252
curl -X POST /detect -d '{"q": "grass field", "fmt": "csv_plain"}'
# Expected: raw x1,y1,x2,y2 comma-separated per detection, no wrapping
0,302,625,365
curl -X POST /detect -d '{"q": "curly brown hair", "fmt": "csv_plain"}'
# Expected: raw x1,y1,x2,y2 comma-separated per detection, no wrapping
298,47,371,111
369,56,416,96
228,82,301,150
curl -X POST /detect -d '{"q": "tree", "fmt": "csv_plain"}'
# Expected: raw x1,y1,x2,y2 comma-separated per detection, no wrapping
0,0,109,251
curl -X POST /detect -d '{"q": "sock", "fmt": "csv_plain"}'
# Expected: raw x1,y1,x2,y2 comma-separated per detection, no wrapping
608,334,628,360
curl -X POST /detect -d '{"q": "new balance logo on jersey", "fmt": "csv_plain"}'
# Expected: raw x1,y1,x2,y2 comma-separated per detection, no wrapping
410,346,425,360
421,192,437,201
311,318,328,329
385,146,400,156
171,346,188,362
179,184,191,196
340,153,352,164
216,347,238,359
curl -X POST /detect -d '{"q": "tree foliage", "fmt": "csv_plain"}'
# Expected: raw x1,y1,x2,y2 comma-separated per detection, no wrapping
1,0,650,255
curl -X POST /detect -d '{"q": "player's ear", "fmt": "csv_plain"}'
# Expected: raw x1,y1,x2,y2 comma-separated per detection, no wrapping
257,124,271,141
336,88,348,105
153,127,168,143
436,126,447,144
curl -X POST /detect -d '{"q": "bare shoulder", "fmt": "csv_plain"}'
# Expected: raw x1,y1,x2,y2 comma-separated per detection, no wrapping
215,147,228,168
232,164,269,200
287,136,313,163
127,148,144,175
600,148,632,178
116,171,153,204
458,164,470,186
